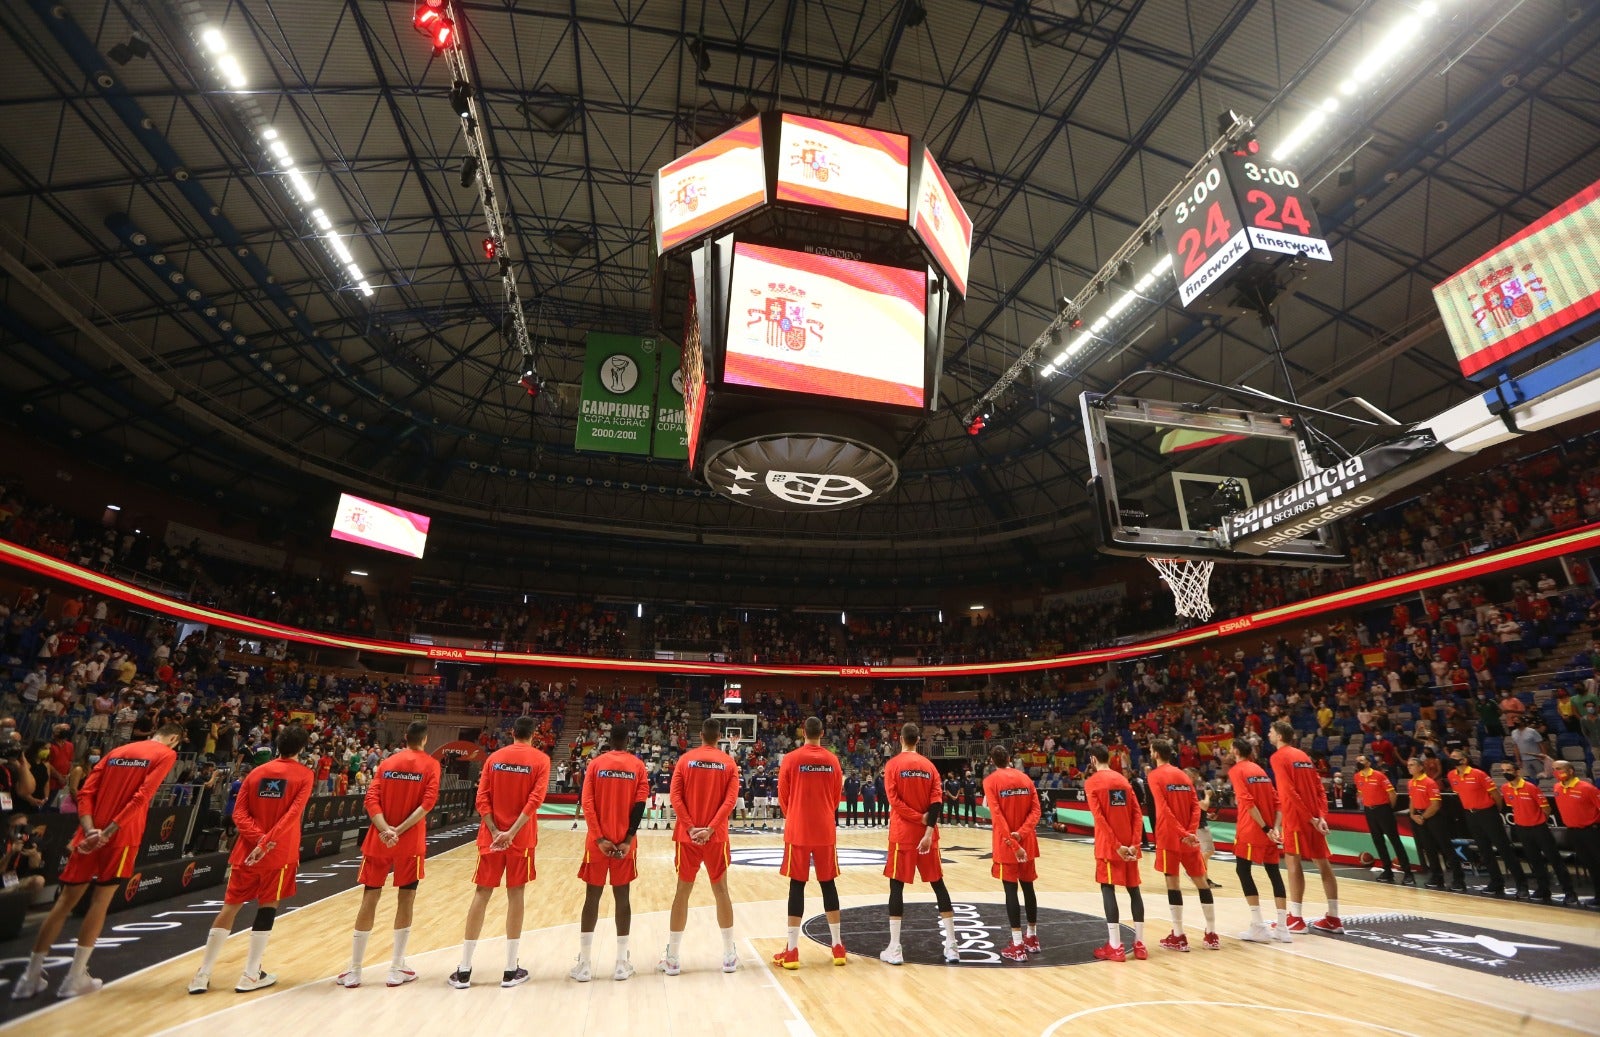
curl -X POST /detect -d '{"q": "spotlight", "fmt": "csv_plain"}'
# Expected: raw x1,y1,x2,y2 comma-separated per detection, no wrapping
905,2,927,27
1141,228,1156,247
483,236,499,261
449,80,473,118
127,35,150,59
966,412,989,436
108,42,132,65
687,36,711,73
1115,260,1135,285
1070,316,1084,329
414,6,454,51
459,154,479,188
1216,108,1241,138
518,368,541,396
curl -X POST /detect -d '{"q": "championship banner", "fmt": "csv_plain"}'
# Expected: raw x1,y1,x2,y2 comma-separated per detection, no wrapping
652,340,688,460
575,332,657,455
1197,733,1233,758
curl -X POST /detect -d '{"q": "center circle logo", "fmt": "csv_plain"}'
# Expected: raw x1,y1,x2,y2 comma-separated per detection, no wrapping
804,904,1126,968
600,354,639,395
729,846,887,869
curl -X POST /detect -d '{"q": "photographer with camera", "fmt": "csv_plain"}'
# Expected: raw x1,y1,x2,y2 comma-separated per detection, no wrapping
2,814,46,897
0,738,39,812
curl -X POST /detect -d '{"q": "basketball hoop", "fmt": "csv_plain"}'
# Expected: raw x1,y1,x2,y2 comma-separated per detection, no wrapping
1148,556,1215,621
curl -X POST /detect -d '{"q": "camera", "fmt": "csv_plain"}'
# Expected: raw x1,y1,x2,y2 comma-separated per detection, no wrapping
0,743,22,761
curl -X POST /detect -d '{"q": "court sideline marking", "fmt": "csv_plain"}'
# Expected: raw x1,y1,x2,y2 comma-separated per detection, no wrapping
1039,1000,1425,1037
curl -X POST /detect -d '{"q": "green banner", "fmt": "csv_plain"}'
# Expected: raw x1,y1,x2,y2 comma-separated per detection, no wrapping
575,332,656,455
653,341,687,460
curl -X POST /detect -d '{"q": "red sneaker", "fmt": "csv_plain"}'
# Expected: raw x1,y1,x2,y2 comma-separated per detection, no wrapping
1132,941,1148,960
1091,943,1125,962
1202,932,1221,950
1000,943,1030,963
771,947,799,970
1310,916,1344,934
1284,915,1308,933
1022,934,1042,955
831,943,848,965
1159,931,1189,952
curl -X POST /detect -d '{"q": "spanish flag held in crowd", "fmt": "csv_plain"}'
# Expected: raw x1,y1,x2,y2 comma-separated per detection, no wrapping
1197,733,1234,758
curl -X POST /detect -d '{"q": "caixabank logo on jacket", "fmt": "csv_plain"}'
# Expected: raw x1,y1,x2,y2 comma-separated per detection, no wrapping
1321,913,1600,990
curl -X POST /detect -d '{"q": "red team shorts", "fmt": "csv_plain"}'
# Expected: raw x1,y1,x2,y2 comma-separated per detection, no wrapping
1282,821,1330,860
885,842,943,884
358,854,424,888
1154,842,1208,878
474,848,536,888
1095,856,1142,888
225,863,297,904
780,844,840,882
1233,833,1282,865
578,843,638,886
675,840,730,883
991,857,1039,883
57,843,137,885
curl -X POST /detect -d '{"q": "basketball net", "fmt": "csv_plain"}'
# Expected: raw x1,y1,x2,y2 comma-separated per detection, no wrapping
1147,557,1215,621
726,733,742,755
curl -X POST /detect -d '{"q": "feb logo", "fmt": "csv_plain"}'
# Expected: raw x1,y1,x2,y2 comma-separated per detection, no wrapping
159,814,177,841
124,873,142,902
766,472,873,507
791,140,840,183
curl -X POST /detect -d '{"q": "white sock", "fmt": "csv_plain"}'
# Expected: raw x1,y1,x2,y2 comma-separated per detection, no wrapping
1249,905,1263,926
1011,928,1023,946
1289,901,1302,918
245,931,270,977
828,922,842,946
617,936,629,960
459,939,477,970
1171,903,1184,931
68,945,94,979
721,927,736,955
579,932,594,961
391,928,410,969
1133,921,1145,942
1201,901,1215,932
667,931,682,956
785,926,799,952
23,951,46,981
505,939,519,973
939,916,955,946
1025,923,1037,937
1276,909,1288,929
1326,899,1339,917
200,927,228,974
1106,923,1122,948
350,930,370,971
888,917,902,947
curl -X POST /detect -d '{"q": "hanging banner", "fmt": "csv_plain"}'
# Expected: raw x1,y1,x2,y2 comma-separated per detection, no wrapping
575,332,657,455
653,340,688,460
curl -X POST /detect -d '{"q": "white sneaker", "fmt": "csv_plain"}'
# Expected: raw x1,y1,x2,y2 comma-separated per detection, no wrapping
1269,924,1294,944
569,958,591,983
188,970,211,995
878,944,904,965
55,973,103,999
1237,923,1273,943
613,958,635,982
10,972,47,1001
942,941,961,963
657,952,681,977
335,969,362,988
722,951,740,973
385,967,417,987
235,971,277,993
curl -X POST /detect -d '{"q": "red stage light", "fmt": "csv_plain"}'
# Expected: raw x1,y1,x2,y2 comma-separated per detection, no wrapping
484,236,498,261
414,6,454,50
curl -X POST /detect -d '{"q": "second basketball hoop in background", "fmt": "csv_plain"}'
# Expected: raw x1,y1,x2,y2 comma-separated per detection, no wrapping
1148,556,1215,621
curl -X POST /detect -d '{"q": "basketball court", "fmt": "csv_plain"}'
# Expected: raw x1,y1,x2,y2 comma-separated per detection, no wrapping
6,825,1595,1037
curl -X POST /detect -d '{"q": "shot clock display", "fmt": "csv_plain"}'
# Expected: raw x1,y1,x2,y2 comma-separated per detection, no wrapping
1162,144,1331,308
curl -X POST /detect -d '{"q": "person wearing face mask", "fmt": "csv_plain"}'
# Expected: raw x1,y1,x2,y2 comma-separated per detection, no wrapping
60,750,99,815
1581,700,1600,756
1499,760,1578,905
1353,755,1413,884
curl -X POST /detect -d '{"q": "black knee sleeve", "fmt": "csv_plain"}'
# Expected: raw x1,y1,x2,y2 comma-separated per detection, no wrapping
787,879,806,918
1167,888,1183,906
251,906,277,932
819,879,840,913
1100,883,1120,923
888,879,905,917
1021,881,1038,923
1235,859,1259,898
929,879,953,915
1264,862,1286,899
1128,886,1145,922
1198,887,1214,905
1003,880,1021,929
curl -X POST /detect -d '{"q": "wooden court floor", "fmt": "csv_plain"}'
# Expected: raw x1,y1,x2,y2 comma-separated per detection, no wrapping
7,825,1598,1037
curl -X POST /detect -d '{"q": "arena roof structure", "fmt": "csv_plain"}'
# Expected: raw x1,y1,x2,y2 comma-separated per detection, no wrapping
1,0,1597,603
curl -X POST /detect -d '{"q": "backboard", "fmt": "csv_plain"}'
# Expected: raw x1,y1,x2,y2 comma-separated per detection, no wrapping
1081,392,1349,566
